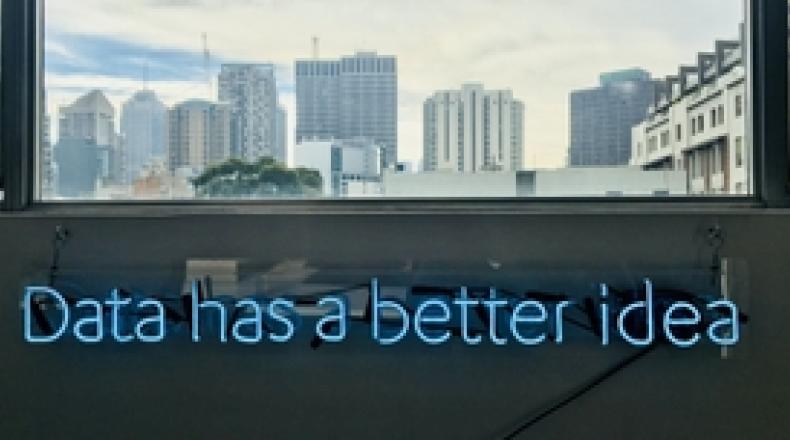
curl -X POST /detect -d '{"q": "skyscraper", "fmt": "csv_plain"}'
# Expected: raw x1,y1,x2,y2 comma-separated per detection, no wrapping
218,64,280,163
295,59,341,144
295,51,398,168
58,89,116,146
167,100,231,173
55,90,121,197
121,90,167,183
569,69,658,167
423,84,525,173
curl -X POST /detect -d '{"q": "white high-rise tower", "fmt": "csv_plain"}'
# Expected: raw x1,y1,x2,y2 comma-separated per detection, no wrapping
423,84,525,173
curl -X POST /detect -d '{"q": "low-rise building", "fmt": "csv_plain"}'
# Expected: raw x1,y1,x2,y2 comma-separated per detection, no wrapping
381,168,686,198
631,31,749,195
293,138,383,197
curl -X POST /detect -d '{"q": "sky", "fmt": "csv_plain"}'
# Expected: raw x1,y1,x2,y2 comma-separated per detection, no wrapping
45,0,745,169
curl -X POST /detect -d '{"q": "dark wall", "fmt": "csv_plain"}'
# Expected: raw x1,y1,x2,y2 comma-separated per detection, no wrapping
0,212,788,439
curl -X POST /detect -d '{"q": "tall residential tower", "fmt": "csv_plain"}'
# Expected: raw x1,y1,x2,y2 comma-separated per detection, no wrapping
218,64,284,164
167,100,231,173
423,83,525,173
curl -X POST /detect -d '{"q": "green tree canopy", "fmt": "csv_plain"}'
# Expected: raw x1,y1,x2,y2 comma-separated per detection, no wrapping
192,157,323,199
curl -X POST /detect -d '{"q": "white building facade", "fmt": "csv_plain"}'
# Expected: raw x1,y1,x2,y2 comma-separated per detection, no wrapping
423,83,525,173
293,138,382,198
382,168,685,198
631,36,750,195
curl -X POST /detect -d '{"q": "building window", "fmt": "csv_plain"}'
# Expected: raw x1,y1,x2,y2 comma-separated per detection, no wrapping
735,95,743,117
718,104,725,125
711,108,717,128
712,145,721,174
675,124,682,141
660,131,669,149
735,136,744,168
647,136,658,153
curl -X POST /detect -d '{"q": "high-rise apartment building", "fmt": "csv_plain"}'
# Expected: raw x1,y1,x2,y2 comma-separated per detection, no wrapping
295,52,398,168
121,89,167,183
218,64,281,163
569,69,658,167
423,83,525,173
167,100,231,173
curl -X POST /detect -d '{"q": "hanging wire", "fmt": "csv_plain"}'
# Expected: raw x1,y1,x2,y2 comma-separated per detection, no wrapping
48,225,69,287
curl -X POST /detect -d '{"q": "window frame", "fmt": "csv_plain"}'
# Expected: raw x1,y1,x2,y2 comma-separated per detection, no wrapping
1,0,788,214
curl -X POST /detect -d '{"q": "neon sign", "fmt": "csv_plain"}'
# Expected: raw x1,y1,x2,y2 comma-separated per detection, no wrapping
23,278,741,348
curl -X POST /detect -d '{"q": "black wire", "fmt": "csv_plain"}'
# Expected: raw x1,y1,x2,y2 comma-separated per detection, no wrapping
501,343,659,440
48,226,68,287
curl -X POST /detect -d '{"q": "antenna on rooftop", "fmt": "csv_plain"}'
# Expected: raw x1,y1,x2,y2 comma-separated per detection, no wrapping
202,32,212,97
312,36,320,59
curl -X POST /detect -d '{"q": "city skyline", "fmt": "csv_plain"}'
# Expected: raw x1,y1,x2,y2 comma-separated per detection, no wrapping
44,0,744,169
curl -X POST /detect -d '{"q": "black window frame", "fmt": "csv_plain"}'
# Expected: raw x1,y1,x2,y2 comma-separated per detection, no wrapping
1,0,788,214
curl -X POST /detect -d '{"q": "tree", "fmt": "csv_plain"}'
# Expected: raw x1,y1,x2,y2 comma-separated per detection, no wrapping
192,157,323,198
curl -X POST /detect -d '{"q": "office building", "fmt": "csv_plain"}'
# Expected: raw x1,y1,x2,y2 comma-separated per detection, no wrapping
218,64,282,163
423,83,525,173
55,90,122,197
167,100,231,173
631,35,748,195
121,89,167,183
295,52,398,168
293,137,382,197
569,69,659,166
295,59,341,144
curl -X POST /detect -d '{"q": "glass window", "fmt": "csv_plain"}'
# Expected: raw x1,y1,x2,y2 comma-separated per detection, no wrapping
735,95,743,118
42,0,748,200
735,136,744,168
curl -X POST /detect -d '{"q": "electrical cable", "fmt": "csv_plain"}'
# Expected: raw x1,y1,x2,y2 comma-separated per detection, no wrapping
501,343,659,440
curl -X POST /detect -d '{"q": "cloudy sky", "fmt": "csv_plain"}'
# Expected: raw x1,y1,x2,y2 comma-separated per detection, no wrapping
45,0,744,168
